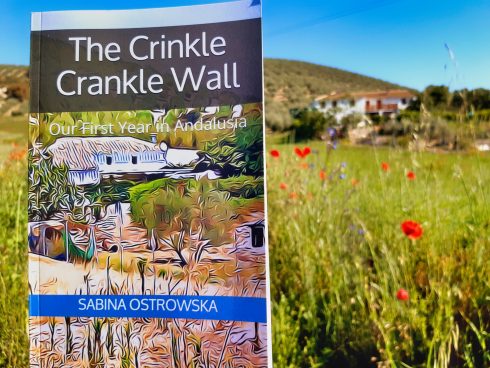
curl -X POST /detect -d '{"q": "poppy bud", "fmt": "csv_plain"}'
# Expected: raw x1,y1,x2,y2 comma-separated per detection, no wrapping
270,149,280,158
396,288,409,301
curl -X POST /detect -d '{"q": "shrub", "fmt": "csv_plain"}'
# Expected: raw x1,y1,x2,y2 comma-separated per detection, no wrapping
265,101,293,131
292,109,334,141
216,176,264,198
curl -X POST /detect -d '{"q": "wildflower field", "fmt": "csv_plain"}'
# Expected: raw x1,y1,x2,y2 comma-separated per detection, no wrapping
0,143,28,367
0,137,489,367
268,142,489,367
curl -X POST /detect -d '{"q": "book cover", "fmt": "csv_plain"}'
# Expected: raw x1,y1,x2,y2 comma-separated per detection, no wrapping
28,1,271,366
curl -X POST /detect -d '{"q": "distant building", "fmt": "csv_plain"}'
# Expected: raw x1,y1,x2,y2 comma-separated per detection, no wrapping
47,136,215,185
312,89,416,121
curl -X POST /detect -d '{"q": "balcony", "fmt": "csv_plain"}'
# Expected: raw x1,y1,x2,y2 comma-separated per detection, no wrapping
365,103,399,114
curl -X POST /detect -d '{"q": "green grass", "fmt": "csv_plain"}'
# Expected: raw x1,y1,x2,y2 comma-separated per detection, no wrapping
0,115,27,163
0,113,28,367
0,156,27,367
0,115,28,137
0,140,489,367
268,142,489,367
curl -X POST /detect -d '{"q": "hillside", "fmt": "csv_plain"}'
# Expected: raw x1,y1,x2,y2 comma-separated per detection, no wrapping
0,61,408,129
0,65,28,85
0,66,29,149
263,58,411,129
0,65,29,118
1,60,407,108
264,58,406,108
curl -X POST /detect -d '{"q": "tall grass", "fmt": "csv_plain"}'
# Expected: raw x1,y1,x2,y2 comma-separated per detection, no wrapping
0,141,489,367
0,151,28,367
268,143,489,367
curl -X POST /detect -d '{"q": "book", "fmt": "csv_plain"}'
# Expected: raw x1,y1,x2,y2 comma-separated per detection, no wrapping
28,1,271,366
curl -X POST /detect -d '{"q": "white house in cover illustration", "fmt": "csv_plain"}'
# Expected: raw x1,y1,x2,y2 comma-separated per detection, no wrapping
312,89,416,121
47,135,217,185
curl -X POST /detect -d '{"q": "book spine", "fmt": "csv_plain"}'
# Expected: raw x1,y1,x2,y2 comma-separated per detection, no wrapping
29,12,43,368
30,13,42,114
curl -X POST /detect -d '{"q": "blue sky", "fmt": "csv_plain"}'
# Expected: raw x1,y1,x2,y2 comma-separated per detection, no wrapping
1,0,489,91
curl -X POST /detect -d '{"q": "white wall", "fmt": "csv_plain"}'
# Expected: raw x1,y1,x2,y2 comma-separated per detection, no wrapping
97,151,167,174
313,96,412,121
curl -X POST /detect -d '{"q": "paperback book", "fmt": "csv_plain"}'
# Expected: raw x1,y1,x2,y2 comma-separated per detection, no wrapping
28,1,271,366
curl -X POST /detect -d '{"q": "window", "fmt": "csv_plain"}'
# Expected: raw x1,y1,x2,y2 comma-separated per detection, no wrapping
332,100,338,108
106,156,113,165
401,98,407,105
132,155,138,165
251,226,265,248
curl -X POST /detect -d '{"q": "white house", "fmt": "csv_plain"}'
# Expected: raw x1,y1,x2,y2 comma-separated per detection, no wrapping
312,89,416,122
47,136,214,185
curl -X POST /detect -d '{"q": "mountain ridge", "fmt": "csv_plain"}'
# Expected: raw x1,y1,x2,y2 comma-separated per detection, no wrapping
264,58,412,109
0,60,412,118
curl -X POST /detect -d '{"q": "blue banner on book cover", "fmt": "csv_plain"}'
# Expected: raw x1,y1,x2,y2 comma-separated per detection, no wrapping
28,1,271,366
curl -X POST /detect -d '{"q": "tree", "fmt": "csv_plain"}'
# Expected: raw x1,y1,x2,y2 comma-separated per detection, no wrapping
130,179,191,266
130,178,235,267
468,88,490,110
423,85,450,109
406,94,422,111
265,101,293,131
205,118,264,178
28,151,89,223
28,150,92,262
292,109,333,141
450,90,466,110
186,180,233,263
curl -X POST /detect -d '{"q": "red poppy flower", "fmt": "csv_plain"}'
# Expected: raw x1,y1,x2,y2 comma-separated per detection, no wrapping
407,171,416,180
396,288,409,301
381,162,390,172
351,178,360,186
401,220,423,240
319,170,327,181
270,149,280,158
8,148,27,161
289,192,298,199
300,162,309,169
294,147,311,159
280,182,288,190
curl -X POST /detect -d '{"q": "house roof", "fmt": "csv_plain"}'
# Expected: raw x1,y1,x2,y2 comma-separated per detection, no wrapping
47,136,200,171
315,89,416,102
